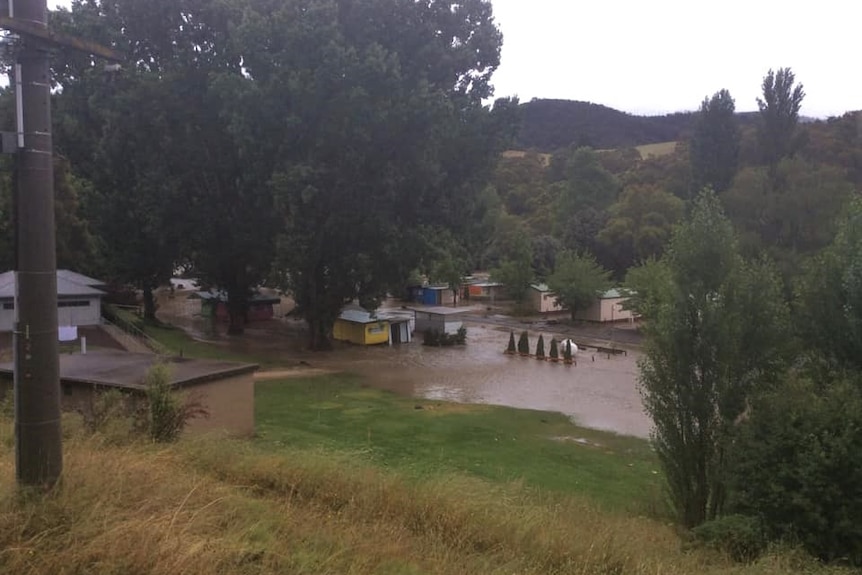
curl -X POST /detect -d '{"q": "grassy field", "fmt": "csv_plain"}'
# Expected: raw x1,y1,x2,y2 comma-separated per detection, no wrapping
1,406,849,574
256,374,662,512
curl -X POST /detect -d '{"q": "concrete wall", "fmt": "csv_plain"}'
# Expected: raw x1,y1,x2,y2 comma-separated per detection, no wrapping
183,373,255,437
1,371,257,438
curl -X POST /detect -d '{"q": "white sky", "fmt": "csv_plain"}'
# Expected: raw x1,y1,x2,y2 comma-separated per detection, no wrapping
490,0,860,117
48,0,860,118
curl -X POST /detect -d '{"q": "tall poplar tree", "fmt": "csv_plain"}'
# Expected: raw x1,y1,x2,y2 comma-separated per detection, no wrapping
689,89,740,194
638,191,791,527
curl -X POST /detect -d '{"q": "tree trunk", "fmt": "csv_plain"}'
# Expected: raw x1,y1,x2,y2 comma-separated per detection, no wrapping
142,285,157,322
307,317,333,351
226,287,248,336
227,307,245,335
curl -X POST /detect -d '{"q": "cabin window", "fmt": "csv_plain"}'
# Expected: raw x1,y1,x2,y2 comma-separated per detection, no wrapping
2,302,13,310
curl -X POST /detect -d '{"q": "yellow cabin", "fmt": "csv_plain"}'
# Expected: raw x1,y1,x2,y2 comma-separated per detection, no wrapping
333,307,391,345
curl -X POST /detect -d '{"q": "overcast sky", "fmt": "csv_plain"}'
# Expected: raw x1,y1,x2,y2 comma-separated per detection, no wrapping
490,0,859,117
48,0,860,118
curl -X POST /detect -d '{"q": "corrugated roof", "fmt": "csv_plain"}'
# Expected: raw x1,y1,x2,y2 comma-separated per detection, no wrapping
407,306,470,316
0,271,105,299
338,308,381,324
530,283,551,292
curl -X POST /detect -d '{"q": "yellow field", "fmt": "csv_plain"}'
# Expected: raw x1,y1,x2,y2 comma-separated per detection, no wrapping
501,149,552,166
635,141,679,159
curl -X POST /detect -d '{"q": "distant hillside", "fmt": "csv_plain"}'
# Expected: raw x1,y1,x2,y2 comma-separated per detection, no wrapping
515,98,759,153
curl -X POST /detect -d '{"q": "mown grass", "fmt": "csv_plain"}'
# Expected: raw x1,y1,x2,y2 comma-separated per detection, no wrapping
256,374,662,513
0,413,849,575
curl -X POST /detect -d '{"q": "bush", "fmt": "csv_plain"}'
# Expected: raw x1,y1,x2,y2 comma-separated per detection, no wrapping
517,331,530,354
691,514,767,563
727,375,862,565
506,331,516,354
549,338,559,360
535,334,545,359
423,328,467,347
141,363,207,442
81,389,131,435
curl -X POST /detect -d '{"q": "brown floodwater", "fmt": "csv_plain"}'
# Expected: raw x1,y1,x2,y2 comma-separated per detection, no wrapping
158,290,652,438
315,324,651,438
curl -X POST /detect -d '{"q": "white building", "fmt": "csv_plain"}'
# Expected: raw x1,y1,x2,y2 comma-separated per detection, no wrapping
0,270,106,332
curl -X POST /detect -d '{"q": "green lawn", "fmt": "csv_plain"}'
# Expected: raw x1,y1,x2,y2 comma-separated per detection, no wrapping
255,373,664,513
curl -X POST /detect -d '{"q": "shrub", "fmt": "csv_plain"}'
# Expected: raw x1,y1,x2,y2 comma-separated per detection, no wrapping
727,375,862,565
535,334,545,359
81,389,130,435
517,331,530,355
505,331,516,354
141,363,206,443
562,339,573,362
549,338,559,360
691,514,766,563
423,328,467,347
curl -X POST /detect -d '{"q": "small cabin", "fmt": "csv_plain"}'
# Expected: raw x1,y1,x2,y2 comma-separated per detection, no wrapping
410,306,468,335
529,283,566,314
333,307,391,346
465,281,504,302
575,289,637,323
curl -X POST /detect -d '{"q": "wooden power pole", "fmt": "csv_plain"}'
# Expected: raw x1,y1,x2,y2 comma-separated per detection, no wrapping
0,0,119,488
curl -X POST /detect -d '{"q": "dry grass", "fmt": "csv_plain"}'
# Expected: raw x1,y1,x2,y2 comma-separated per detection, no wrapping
0,416,851,574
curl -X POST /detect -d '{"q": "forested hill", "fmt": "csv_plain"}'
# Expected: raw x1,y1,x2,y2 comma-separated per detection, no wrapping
515,98,758,152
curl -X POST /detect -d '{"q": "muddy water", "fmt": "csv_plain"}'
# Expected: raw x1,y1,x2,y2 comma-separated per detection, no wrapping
157,291,652,438
316,324,651,438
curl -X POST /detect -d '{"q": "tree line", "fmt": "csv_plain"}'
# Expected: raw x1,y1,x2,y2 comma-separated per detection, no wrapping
0,0,517,349
483,69,862,563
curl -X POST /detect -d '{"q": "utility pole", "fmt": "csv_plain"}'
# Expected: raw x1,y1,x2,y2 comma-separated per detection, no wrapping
0,0,119,488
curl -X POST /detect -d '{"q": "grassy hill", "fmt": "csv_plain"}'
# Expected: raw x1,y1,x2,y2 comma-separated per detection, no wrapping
0,372,853,574
514,99,761,153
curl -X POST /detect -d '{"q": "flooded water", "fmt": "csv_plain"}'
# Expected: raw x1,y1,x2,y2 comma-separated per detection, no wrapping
157,290,652,438
316,324,651,438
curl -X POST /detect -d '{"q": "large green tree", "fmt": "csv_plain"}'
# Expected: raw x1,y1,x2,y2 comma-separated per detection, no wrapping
546,251,612,321
638,191,791,528
247,0,513,348
689,89,740,194
757,67,805,167
795,199,862,371
723,158,854,280
53,0,283,331
597,183,684,275
489,213,534,302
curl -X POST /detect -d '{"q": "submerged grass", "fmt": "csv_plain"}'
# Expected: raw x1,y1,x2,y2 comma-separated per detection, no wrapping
0,414,849,575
